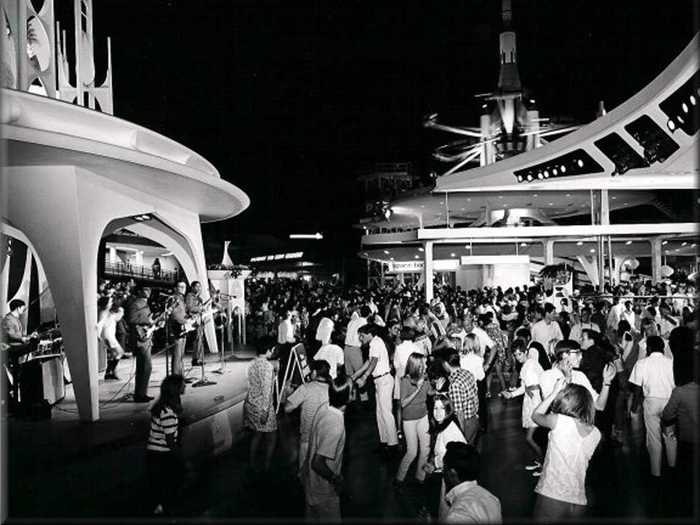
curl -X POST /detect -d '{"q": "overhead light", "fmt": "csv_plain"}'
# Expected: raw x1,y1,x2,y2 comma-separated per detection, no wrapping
161,252,173,257
537,172,544,180
611,196,617,200
577,241,583,246
682,102,689,113
662,240,668,245
565,193,571,197
543,170,549,178
625,240,632,245
682,241,688,246
690,94,697,106
590,248,596,253
553,169,558,176
667,119,676,131
520,242,527,247
517,175,523,182
390,257,395,260
533,193,538,197
467,198,471,201
133,213,153,222
289,233,323,240
692,243,697,247
548,202,554,206
527,174,533,181
414,255,419,259
450,253,456,257
677,115,685,124
576,159,584,168
383,250,390,254
362,252,368,256
465,245,471,249
418,247,424,252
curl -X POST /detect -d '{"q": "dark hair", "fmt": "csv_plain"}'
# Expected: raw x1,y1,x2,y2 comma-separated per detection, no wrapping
329,377,352,408
544,303,556,315
311,359,331,380
617,320,632,337
444,442,480,482
511,338,528,355
256,336,277,356
551,383,595,425
554,339,581,360
581,328,599,343
646,335,664,355
151,374,185,416
400,326,415,342
9,299,25,312
97,296,111,312
359,305,372,318
444,347,460,368
514,327,531,340
357,324,376,336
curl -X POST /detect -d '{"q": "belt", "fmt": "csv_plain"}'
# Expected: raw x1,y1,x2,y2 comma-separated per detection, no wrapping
373,372,390,380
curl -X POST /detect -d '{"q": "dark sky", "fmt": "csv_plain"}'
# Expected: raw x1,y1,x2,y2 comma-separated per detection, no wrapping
70,0,697,242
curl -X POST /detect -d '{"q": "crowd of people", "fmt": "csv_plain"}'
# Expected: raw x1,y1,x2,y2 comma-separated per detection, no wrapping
236,275,698,522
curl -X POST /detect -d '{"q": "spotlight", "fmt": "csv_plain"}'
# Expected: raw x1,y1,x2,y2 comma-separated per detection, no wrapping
576,241,583,246
662,240,668,245
553,169,558,176
527,174,533,181
682,241,688,246
668,119,676,131
520,242,527,247
537,172,544,180
682,102,689,113
560,165,566,173
543,170,549,178
450,253,456,257
418,247,424,252
383,250,390,254
625,240,632,245
590,248,595,253
690,94,697,106
517,175,523,182
577,159,584,168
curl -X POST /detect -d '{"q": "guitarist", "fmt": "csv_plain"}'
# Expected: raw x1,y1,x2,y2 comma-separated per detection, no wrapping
126,287,155,402
169,282,188,377
185,281,205,367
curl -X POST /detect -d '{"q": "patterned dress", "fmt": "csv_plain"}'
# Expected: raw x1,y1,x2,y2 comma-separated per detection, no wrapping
244,356,278,432
485,322,509,367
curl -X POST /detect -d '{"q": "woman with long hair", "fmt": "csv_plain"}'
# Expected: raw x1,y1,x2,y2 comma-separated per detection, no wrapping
244,337,279,473
394,352,431,488
532,381,601,521
146,374,186,515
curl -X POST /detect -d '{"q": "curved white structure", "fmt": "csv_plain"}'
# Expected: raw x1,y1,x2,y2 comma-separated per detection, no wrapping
2,89,250,422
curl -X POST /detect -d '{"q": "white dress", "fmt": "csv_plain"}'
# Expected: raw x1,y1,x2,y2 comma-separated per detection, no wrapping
535,414,601,505
520,358,544,428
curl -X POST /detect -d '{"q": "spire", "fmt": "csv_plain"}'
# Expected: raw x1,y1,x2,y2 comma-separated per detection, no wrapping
497,0,521,93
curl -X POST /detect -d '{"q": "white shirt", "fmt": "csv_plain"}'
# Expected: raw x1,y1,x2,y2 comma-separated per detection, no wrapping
621,310,636,330
530,320,563,350
278,318,295,344
393,340,420,378
344,316,367,347
539,366,599,403
369,336,391,377
314,344,344,379
460,353,485,382
441,481,502,524
637,337,673,361
629,352,675,399
315,317,334,346
465,326,495,352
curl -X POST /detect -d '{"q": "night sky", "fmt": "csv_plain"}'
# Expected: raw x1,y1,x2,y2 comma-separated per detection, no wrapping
67,0,697,246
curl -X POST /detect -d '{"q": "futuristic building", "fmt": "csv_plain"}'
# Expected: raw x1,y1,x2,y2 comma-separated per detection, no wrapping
1,0,249,421
358,3,699,300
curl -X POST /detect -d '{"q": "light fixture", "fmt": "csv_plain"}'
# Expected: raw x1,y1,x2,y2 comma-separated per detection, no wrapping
668,119,676,131
290,233,323,240
465,244,471,249
690,94,697,106
577,159,584,168
527,174,533,181
414,255,419,259
533,193,538,197
517,175,523,182
384,208,392,220
565,193,571,197
548,202,554,206
561,165,566,173
133,213,153,222
682,102,689,113
383,250,390,254
418,247,424,252
390,257,395,261
543,170,549,178
625,240,632,245
677,115,685,124
577,241,583,246
520,242,527,247
450,253,456,257
682,241,688,246
611,196,617,200
662,240,668,245
692,243,697,247
590,248,595,253
537,172,544,180
553,169,558,176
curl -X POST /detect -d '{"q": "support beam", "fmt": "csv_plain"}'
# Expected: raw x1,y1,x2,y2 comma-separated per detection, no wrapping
651,238,663,283
577,255,599,287
423,241,434,303
543,240,555,265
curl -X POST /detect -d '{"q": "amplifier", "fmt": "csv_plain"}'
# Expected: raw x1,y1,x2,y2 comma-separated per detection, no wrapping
20,356,65,406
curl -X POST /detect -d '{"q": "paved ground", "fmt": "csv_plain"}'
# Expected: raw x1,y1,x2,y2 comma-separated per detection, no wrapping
5,381,697,522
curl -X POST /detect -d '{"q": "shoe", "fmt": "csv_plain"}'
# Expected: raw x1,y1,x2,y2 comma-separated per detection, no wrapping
134,395,154,403
525,461,542,471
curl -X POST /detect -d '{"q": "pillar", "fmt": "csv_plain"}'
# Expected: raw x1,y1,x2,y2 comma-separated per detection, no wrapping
651,238,663,284
424,241,434,302
543,240,555,265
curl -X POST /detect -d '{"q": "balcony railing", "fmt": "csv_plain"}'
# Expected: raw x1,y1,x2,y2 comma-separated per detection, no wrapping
103,261,181,283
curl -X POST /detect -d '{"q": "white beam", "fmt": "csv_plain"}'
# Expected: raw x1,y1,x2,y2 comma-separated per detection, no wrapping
417,223,699,241
424,241,434,303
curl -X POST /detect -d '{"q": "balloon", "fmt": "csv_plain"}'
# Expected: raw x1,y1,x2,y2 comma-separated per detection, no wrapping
660,265,674,277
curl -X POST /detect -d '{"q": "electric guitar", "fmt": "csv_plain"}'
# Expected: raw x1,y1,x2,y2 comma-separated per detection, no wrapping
135,305,175,342
181,306,220,335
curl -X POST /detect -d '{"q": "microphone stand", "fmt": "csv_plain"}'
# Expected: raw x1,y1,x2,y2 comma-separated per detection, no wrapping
192,321,216,388
212,317,227,375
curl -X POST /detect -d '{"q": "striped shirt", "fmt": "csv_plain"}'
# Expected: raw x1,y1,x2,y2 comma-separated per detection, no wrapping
147,406,179,452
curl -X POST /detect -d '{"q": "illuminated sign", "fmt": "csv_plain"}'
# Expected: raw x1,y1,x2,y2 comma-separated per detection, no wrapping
250,251,305,263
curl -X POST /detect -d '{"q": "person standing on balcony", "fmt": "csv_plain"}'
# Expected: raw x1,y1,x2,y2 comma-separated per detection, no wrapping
152,258,162,280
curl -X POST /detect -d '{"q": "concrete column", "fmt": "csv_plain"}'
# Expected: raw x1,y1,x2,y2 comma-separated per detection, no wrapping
577,255,599,287
109,246,117,264
651,238,663,283
543,240,555,265
424,241,434,302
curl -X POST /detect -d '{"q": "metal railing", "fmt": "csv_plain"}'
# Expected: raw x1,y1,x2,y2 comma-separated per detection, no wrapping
103,261,180,283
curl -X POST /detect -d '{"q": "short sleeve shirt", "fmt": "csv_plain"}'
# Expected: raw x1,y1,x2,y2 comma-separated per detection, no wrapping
629,353,675,399
313,344,344,379
304,405,345,505
369,336,391,377
287,381,330,443
539,367,599,403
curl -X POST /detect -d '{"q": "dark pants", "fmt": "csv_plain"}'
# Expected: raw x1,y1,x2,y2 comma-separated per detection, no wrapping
134,340,153,398
146,450,184,511
105,358,119,377
188,327,204,364
533,493,587,522
277,343,293,387
477,379,488,431
171,337,186,377
674,440,697,517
